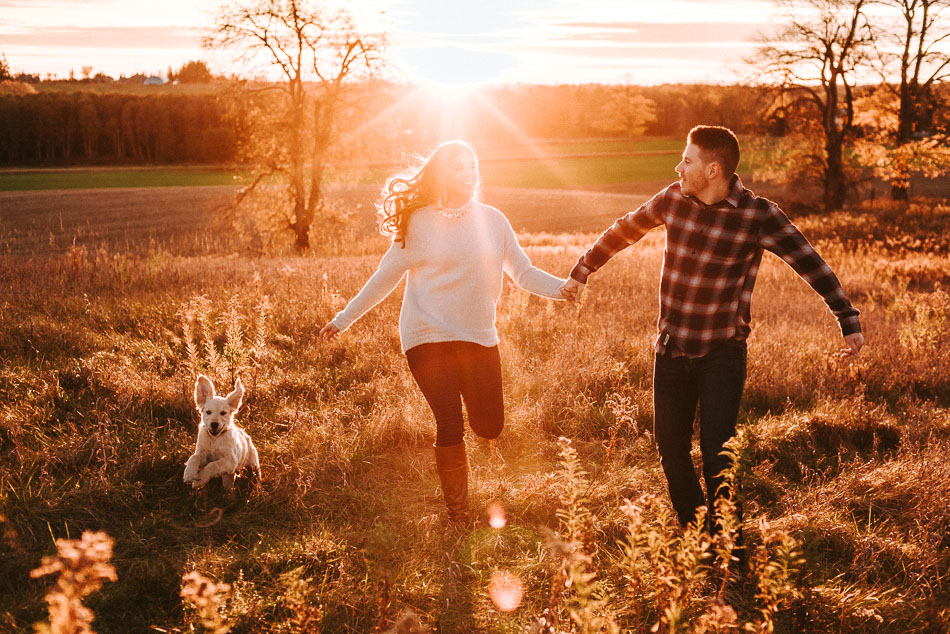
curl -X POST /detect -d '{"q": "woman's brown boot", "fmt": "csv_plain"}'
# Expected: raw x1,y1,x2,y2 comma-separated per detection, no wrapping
433,442,470,525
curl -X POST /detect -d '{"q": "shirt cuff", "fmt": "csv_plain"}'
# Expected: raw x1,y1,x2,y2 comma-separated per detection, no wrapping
569,262,592,284
331,313,351,332
839,315,861,337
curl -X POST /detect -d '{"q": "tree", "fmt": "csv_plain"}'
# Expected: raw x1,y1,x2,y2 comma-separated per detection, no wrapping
205,0,385,250
867,0,950,199
753,0,873,211
602,83,658,148
853,86,950,195
175,60,214,84
0,52,11,81
78,95,100,160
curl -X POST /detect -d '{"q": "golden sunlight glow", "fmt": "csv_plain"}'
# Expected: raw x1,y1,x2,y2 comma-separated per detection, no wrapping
488,571,523,612
487,500,507,529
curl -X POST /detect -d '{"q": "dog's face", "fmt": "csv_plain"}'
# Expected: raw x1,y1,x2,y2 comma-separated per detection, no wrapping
194,375,244,437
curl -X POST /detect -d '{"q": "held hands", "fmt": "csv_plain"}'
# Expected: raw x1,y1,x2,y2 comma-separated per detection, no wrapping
840,332,865,358
319,322,341,342
560,278,585,304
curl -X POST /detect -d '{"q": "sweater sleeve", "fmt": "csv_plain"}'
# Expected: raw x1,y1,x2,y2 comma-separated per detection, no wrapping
331,241,411,331
502,219,566,299
759,203,861,336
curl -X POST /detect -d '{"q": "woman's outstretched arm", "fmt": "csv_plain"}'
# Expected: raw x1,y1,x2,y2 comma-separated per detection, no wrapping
320,241,411,340
501,218,566,299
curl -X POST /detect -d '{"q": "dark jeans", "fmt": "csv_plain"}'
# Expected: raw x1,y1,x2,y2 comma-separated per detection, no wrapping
406,341,504,447
653,341,747,529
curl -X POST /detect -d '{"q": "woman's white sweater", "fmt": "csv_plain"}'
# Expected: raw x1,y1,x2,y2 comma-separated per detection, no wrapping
332,201,566,353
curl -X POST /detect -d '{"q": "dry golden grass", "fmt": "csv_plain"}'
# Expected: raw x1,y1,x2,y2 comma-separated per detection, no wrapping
0,194,948,632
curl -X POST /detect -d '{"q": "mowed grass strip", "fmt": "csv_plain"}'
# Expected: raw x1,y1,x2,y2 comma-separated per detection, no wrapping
0,167,250,191
1,145,755,193
1,156,677,192
0,137,686,192
479,153,680,188
477,136,686,158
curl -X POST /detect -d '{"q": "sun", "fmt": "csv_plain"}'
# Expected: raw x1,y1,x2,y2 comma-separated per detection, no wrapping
417,79,482,113
428,78,484,102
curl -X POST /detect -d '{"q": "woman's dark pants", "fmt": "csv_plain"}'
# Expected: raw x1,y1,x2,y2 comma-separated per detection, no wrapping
406,341,504,447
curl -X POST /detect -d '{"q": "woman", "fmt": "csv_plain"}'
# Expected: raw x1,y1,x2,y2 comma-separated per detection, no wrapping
319,140,566,526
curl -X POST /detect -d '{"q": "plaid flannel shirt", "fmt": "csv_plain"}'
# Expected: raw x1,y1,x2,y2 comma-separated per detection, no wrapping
570,176,861,358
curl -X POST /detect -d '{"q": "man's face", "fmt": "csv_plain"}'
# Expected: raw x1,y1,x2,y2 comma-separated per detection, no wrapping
674,143,709,197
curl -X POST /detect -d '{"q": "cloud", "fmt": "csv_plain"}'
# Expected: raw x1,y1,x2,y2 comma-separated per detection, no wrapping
508,43,756,61
0,0,95,6
551,21,764,44
397,45,520,84
0,25,203,49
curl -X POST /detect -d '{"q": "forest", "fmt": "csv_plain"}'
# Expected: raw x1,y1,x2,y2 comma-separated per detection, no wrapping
0,82,770,167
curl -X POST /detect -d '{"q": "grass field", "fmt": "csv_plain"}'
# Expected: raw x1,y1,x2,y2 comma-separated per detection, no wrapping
478,154,678,189
0,153,684,193
1,183,949,632
0,137,693,193
477,137,686,158
0,184,667,257
0,167,250,192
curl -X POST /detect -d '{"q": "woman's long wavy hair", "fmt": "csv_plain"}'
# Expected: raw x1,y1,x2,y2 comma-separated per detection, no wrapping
376,140,480,247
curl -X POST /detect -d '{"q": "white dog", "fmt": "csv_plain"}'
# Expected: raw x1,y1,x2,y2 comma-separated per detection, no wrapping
183,375,260,490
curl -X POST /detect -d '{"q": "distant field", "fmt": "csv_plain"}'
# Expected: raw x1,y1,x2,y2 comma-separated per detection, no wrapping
480,137,685,157
33,81,230,95
479,153,680,188
0,136,764,192
1,157,676,193
352,153,682,191
0,167,249,191
0,185,664,256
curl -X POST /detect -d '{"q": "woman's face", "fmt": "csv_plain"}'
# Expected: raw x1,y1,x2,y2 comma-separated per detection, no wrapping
441,149,477,203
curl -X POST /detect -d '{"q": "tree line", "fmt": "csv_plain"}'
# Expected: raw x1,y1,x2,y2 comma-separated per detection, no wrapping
0,83,775,168
360,83,772,152
0,93,237,165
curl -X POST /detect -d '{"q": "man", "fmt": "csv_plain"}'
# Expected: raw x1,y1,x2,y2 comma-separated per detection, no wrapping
560,126,864,541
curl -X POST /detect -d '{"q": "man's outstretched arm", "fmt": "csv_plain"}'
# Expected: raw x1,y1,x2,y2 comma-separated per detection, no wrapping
567,189,668,292
760,203,863,347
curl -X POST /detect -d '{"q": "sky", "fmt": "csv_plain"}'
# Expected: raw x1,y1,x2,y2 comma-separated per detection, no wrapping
1,0,784,85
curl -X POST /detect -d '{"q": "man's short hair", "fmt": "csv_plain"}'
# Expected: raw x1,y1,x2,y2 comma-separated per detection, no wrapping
687,126,740,177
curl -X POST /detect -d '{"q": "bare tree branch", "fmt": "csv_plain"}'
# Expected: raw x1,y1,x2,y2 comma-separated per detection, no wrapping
206,0,386,249
749,0,872,210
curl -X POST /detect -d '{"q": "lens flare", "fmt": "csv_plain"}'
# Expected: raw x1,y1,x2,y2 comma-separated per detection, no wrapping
488,571,523,612
487,500,507,529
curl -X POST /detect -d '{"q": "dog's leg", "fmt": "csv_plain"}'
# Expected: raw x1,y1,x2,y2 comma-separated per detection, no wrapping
183,453,202,483
195,458,235,488
221,472,235,491
248,442,261,478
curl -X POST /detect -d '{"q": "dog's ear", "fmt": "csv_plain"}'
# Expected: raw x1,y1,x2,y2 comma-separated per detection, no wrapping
226,378,244,412
195,375,215,409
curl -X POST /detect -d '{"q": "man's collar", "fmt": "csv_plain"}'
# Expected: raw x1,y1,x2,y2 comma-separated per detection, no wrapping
682,175,744,208
724,174,744,208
